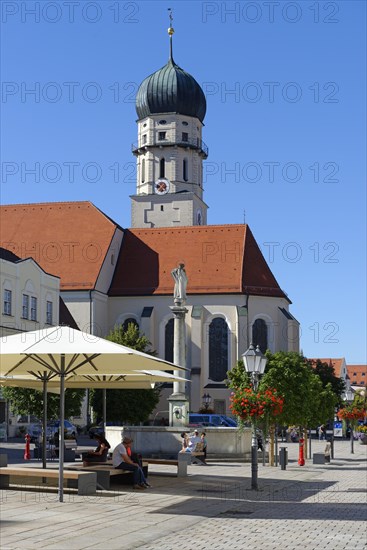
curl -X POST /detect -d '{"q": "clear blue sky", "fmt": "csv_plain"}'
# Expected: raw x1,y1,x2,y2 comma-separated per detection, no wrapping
1,1,366,363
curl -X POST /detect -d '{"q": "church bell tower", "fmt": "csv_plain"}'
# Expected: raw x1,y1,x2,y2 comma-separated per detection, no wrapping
130,19,209,228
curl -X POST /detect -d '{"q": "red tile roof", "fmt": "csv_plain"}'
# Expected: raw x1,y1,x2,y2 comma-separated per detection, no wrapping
109,224,287,298
1,203,287,299
347,365,367,386
309,358,344,378
0,202,118,290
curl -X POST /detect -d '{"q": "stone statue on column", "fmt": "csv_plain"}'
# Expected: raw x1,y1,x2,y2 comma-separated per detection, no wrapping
171,263,188,305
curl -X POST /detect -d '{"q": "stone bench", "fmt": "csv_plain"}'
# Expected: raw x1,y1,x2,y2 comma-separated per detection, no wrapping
313,453,327,464
66,462,149,490
0,466,97,495
35,439,78,461
145,452,206,477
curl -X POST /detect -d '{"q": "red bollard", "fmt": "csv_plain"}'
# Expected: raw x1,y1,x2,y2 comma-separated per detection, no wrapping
298,437,305,466
24,433,31,460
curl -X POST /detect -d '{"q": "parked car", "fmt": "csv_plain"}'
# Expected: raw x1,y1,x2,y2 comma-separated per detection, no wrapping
188,414,237,427
26,423,42,443
46,420,78,441
88,421,122,438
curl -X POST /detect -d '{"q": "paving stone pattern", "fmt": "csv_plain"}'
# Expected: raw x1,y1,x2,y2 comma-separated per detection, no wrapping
0,440,366,550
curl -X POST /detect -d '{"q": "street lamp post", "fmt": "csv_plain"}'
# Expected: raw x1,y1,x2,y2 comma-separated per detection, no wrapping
241,343,267,491
202,393,212,411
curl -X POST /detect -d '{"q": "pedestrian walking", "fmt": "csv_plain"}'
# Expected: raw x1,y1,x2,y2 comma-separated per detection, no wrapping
324,439,332,464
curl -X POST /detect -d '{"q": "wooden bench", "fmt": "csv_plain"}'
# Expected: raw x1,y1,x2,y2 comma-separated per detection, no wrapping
55,439,78,461
145,452,206,477
0,466,97,495
66,462,149,490
35,439,78,461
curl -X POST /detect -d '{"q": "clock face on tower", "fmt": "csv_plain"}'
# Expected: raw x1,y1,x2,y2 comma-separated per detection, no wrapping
154,178,170,195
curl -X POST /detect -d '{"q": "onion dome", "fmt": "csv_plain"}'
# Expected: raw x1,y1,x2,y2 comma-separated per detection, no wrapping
136,24,206,123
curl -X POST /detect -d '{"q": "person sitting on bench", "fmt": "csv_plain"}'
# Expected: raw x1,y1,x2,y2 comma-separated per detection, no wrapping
82,434,110,465
112,436,150,490
180,430,201,453
200,432,207,462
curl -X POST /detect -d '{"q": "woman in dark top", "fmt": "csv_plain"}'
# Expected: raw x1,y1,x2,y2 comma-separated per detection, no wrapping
82,434,111,464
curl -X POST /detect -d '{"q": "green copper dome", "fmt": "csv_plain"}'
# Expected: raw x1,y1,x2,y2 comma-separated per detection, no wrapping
136,57,207,123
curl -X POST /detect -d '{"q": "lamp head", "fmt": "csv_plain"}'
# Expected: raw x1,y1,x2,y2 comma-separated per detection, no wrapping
242,343,267,375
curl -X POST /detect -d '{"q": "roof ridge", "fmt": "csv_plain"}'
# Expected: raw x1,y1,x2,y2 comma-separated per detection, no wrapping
1,200,93,208
129,224,248,232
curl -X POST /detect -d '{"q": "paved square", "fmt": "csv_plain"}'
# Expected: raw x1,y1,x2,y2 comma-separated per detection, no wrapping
0,440,366,549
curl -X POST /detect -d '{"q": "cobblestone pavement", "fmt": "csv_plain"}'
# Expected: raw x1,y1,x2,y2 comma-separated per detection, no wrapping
0,440,366,550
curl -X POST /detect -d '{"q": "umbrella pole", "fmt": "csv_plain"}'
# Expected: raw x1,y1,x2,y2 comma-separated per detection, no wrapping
42,374,47,470
58,355,65,503
103,388,106,436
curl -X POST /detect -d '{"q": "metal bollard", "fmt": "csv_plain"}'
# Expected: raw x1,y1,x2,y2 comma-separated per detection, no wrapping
279,447,288,470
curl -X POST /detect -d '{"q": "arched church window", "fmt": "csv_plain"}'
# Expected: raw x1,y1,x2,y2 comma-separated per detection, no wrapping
183,158,188,182
141,159,145,183
160,158,165,178
122,317,139,332
165,318,174,363
209,318,229,382
252,319,268,354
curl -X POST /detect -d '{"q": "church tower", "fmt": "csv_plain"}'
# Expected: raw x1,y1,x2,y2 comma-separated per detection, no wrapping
131,20,208,228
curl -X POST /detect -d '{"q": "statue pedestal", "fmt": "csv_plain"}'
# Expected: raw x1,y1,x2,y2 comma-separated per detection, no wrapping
168,302,189,426
168,394,190,428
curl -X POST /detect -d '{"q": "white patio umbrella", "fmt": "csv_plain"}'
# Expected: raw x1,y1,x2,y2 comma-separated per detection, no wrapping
1,370,186,469
0,326,186,502
0,377,60,393
0,371,187,391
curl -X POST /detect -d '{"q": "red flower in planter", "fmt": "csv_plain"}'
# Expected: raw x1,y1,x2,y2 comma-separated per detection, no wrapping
230,386,284,422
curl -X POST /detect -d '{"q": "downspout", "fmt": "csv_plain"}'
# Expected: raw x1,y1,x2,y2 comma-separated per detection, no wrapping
86,289,94,425
245,294,250,347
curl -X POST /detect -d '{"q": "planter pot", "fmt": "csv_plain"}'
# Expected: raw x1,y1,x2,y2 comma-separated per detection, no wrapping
358,435,367,445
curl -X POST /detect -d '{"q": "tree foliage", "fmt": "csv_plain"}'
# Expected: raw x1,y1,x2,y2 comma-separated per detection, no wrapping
227,351,338,428
2,386,84,420
90,323,160,425
91,388,160,425
308,359,345,401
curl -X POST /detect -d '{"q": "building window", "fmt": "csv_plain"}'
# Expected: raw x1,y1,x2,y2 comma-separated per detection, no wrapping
209,318,229,382
141,159,145,183
22,294,29,319
165,319,174,363
159,120,167,125
182,121,188,126
252,319,268,354
158,131,166,141
182,132,188,142
214,400,226,414
30,296,37,321
142,134,147,144
3,289,12,315
46,301,53,324
122,318,139,332
160,158,165,178
183,158,188,181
